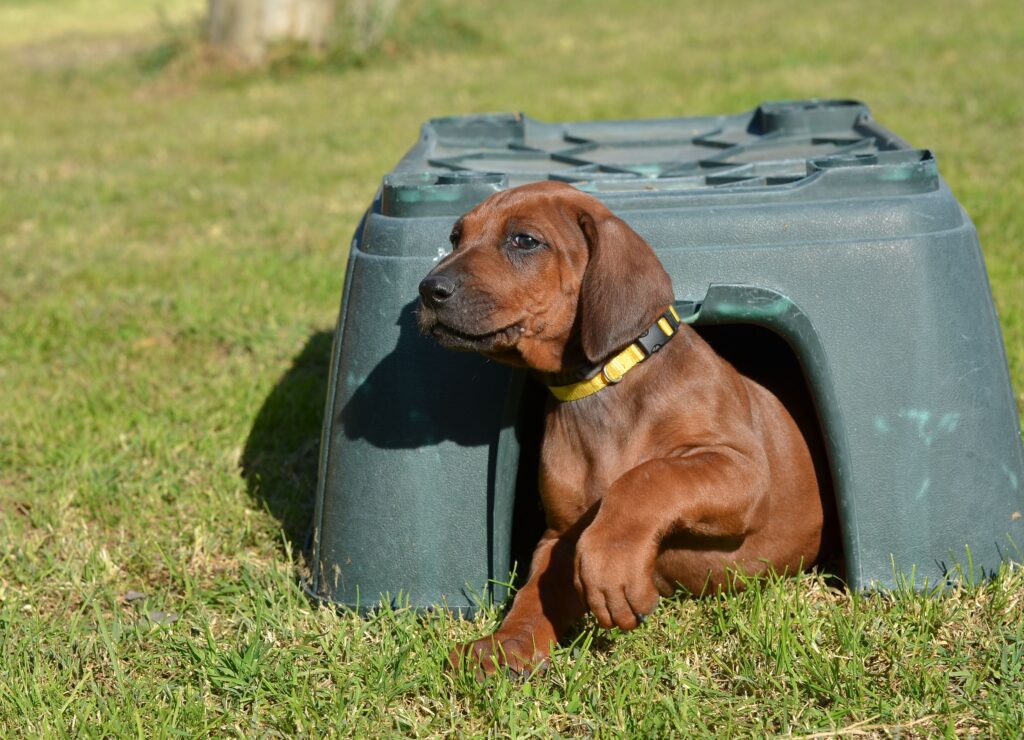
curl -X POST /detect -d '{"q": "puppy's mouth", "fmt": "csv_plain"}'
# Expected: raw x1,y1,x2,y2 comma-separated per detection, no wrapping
421,314,521,352
432,320,522,350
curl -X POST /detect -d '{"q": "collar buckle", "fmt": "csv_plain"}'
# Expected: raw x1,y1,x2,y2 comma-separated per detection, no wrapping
601,365,624,385
635,307,681,357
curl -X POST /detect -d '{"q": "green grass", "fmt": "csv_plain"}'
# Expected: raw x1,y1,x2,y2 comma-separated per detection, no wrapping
1,0,1022,735
0,0,203,49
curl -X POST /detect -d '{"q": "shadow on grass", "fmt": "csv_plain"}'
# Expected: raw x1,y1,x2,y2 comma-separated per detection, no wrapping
241,331,333,554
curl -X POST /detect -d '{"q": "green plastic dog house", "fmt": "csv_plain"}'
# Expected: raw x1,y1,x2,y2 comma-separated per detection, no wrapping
308,100,1024,612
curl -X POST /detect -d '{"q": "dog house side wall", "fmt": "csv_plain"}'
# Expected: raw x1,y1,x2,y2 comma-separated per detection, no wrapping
310,216,523,612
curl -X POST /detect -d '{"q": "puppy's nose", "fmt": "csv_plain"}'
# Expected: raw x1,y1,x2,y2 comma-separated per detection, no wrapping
418,275,456,307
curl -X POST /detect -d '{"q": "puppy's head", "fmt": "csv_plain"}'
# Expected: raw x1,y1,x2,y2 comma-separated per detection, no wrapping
416,181,674,373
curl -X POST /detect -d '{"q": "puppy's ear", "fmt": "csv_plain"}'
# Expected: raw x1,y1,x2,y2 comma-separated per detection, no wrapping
577,211,675,364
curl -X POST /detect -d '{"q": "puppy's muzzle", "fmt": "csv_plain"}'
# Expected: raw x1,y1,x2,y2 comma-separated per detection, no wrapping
418,274,456,309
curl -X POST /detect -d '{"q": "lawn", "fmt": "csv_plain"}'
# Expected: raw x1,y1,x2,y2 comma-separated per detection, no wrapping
1,0,1022,735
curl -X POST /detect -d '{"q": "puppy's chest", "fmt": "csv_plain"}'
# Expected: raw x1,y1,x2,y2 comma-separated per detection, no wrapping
538,413,649,528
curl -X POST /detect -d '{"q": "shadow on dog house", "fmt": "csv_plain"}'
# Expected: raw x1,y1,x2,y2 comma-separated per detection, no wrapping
308,100,1024,613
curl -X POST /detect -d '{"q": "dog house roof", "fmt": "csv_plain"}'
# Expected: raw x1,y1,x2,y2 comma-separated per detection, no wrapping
381,100,936,217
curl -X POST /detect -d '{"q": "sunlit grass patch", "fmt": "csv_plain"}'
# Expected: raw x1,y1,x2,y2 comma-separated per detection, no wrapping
1,0,1022,734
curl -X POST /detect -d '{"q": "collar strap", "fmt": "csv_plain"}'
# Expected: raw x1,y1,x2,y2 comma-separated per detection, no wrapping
547,305,681,402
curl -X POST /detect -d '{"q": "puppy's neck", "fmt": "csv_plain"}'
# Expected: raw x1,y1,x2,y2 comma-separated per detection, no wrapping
534,359,603,388
538,305,685,402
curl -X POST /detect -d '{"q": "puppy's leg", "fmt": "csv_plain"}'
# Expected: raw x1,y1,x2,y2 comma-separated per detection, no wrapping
573,448,768,630
450,530,585,677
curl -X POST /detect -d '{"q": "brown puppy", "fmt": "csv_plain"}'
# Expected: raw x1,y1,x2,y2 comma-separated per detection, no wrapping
417,181,829,675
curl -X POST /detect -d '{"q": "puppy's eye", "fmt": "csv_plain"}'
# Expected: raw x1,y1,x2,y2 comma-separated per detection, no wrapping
511,233,543,250
449,231,461,249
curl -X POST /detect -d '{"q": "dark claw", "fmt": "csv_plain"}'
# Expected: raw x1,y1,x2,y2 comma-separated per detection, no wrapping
636,597,660,624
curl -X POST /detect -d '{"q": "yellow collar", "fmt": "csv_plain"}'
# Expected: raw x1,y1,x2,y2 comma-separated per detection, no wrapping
547,306,681,402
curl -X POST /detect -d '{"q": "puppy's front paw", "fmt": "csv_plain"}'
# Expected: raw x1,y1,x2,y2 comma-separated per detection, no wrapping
447,631,549,680
573,526,660,631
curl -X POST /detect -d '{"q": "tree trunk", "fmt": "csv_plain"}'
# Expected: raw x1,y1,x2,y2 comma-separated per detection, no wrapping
207,0,336,64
